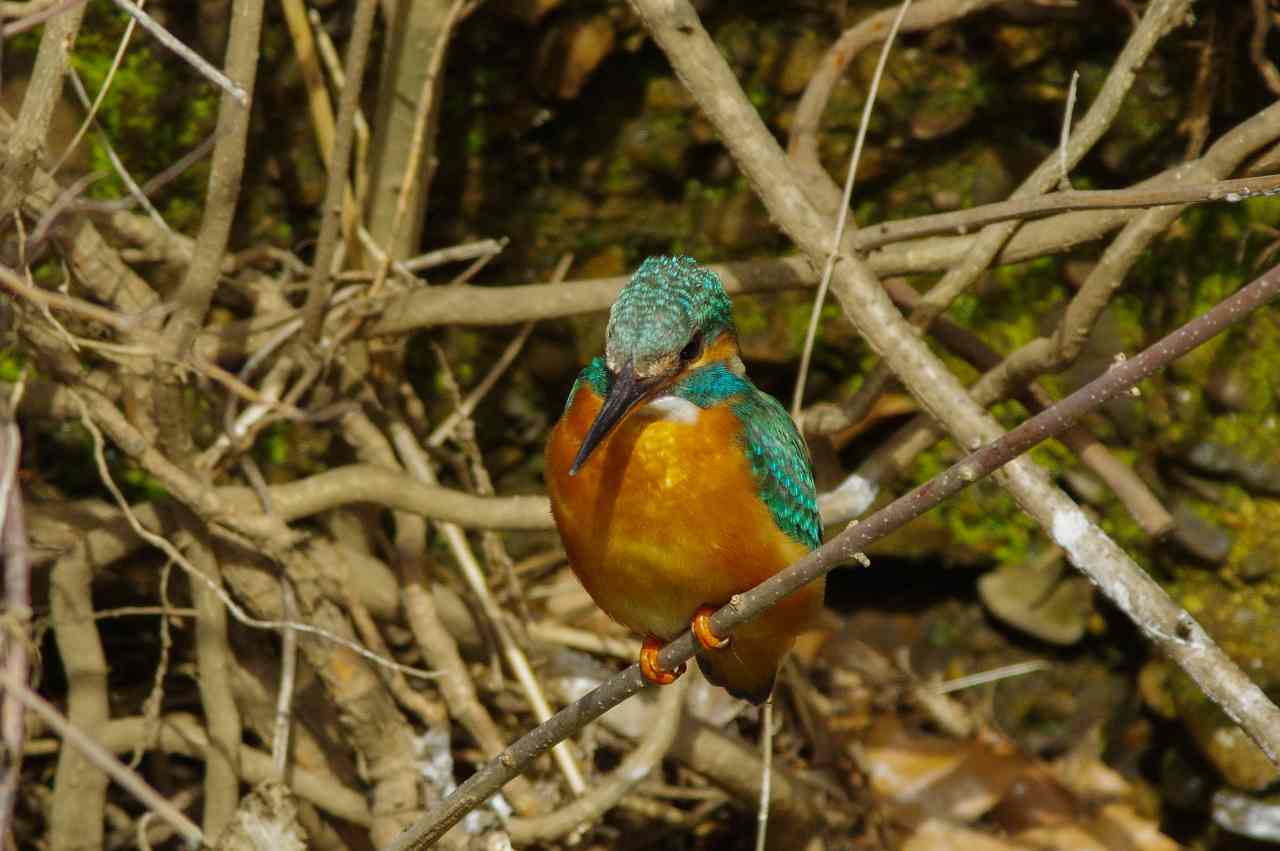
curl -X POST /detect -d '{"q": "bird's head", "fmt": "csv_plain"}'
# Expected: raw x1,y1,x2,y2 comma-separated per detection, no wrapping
570,256,738,475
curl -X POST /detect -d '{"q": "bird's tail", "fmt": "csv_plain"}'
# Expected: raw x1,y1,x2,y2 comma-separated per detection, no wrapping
694,618,788,704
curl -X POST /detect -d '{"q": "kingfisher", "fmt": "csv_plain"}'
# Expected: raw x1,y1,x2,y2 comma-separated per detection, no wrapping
545,256,824,703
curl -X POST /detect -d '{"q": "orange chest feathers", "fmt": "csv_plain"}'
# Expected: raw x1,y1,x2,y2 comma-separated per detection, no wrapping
544,384,814,640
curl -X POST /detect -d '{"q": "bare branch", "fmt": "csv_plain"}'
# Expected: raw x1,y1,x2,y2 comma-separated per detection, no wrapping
299,0,378,341
0,669,205,846
0,384,30,837
0,0,86,220
107,0,248,105
162,0,265,353
505,676,686,844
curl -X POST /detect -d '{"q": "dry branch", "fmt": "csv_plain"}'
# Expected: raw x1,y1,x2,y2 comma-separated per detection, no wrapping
364,173,1279,338
0,671,205,846
162,0,265,354
0,0,86,220
860,98,1280,491
0,396,29,837
299,0,378,340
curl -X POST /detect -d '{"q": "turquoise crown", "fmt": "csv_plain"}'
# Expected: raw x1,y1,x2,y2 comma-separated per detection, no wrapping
605,256,734,375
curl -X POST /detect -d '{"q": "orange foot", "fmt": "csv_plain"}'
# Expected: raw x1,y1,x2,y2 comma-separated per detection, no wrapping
692,604,731,650
640,636,686,686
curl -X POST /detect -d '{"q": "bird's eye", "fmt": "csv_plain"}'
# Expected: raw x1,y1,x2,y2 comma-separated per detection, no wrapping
679,333,703,363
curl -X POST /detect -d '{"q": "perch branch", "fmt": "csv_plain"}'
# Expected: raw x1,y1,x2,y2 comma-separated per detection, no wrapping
506,676,686,844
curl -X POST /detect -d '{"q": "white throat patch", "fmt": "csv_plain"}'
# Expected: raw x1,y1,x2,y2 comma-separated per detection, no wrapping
640,395,701,423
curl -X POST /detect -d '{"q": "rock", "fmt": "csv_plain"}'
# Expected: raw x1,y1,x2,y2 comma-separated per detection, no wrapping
1169,500,1234,564
536,15,616,100
1213,789,1280,842
977,550,1093,645
1185,441,1280,496
1239,551,1277,583
1206,360,1253,412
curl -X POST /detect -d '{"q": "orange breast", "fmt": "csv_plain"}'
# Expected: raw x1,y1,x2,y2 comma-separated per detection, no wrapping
545,384,821,645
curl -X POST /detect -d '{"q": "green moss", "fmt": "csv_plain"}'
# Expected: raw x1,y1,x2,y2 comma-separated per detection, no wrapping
0,352,27,383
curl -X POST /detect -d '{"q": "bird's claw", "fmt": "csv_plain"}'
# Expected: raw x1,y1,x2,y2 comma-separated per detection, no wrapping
692,604,730,650
640,636,686,685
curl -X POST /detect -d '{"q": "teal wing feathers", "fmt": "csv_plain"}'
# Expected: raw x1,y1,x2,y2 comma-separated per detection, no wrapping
732,390,822,550
563,357,611,414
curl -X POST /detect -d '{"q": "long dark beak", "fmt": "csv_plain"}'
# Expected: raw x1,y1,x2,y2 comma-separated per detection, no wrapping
569,362,655,476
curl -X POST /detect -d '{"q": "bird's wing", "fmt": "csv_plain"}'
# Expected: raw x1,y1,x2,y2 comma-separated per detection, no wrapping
734,390,822,550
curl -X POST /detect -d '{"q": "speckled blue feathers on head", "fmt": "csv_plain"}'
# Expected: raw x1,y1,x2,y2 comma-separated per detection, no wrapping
606,256,734,376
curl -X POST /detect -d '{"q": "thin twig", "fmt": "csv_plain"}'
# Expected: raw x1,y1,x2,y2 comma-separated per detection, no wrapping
107,0,248,105
933,660,1050,694
65,66,169,230
69,390,441,681
1058,70,1080,190
426,254,567,448
754,702,773,851
854,173,1280,251
0,668,205,846
72,131,217,215
299,0,377,341
272,578,298,781
0,0,84,36
308,7,371,204
128,559,172,770
403,238,507,273
0,380,29,838
53,2,142,175
791,0,912,417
